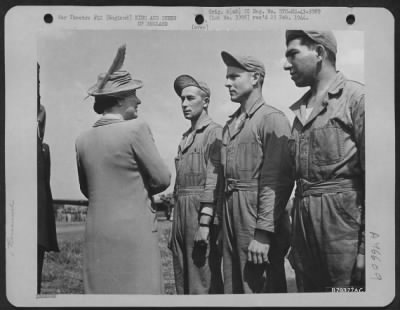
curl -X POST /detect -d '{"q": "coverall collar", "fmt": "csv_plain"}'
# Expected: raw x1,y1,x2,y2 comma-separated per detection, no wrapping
229,95,265,119
289,71,346,127
182,113,213,136
227,95,265,140
180,113,212,153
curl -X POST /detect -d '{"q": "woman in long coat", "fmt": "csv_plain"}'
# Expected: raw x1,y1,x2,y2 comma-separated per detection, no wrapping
75,46,171,294
37,103,59,294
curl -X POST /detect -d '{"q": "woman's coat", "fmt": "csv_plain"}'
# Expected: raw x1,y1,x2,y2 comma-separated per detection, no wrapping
76,116,171,294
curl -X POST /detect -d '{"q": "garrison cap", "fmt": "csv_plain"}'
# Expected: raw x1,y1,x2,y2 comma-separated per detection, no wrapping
174,75,211,97
221,51,265,77
285,30,337,55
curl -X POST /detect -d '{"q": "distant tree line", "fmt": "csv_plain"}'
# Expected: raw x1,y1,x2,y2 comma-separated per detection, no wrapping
52,193,175,222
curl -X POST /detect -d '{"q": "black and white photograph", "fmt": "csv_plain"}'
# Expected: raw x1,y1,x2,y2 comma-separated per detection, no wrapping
4,6,395,307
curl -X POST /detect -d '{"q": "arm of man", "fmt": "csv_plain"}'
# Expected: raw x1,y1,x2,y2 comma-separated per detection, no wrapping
248,112,294,264
194,126,223,245
133,121,171,195
351,93,365,283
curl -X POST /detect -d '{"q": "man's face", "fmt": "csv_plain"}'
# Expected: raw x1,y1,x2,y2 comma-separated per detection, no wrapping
225,66,255,103
284,38,319,87
122,92,141,120
180,86,208,121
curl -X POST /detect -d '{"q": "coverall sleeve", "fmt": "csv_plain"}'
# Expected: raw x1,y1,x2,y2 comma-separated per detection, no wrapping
199,126,223,218
256,112,294,233
133,121,171,196
172,145,181,202
351,94,365,255
214,126,229,226
75,145,88,199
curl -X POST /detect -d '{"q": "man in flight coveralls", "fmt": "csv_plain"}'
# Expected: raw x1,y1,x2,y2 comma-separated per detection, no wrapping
170,75,223,294
284,30,365,291
220,52,293,294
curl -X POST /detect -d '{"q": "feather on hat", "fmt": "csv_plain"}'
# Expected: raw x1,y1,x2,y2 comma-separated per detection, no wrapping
87,44,143,97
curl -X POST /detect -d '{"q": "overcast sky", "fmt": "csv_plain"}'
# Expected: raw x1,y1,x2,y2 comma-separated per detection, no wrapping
38,29,364,200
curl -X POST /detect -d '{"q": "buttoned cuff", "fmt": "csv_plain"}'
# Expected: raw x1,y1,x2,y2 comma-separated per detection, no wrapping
255,221,275,234
254,228,273,245
200,206,214,217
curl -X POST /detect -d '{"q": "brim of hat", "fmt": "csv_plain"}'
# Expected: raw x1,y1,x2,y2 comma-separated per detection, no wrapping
174,74,200,95
87,79,143,96
221,51,245,69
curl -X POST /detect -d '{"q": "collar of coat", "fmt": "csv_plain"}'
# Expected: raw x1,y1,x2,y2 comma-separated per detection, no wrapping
93,114,124,127
289,71,346,127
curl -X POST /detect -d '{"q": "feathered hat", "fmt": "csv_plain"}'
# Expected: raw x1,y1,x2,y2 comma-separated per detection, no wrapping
87,44,143,97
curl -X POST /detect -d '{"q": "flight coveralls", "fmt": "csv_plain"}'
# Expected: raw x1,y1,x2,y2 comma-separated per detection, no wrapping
289,72,365,292
170,114,223,294
221,96,293,294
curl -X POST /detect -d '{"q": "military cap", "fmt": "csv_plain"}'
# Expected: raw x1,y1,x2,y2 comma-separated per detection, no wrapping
285,30,337,55
221,51,265,77
174,75,211,97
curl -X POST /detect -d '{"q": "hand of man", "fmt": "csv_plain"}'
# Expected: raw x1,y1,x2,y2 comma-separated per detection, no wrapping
194,226,210,246
247,239,270,264
352,253,365,285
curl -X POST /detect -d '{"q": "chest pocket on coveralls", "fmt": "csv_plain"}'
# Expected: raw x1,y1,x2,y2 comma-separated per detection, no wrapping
188,150,201,173
237,143,258,172
184,150,202,185
311,125,344,166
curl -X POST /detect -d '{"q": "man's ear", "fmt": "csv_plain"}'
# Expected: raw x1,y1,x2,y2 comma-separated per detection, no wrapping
203,96,210,109
315,44,326,61
252,72,261,86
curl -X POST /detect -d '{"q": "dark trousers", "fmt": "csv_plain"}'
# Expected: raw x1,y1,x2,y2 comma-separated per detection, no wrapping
37,245,45,294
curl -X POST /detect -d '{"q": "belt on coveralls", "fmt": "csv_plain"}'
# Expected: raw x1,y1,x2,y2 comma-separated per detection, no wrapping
225,178,258,193
176,186,204,196
295,178,363,198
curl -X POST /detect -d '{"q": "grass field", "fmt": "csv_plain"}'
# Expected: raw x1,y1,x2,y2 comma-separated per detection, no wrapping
41,216,296,294
41,218,176,294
